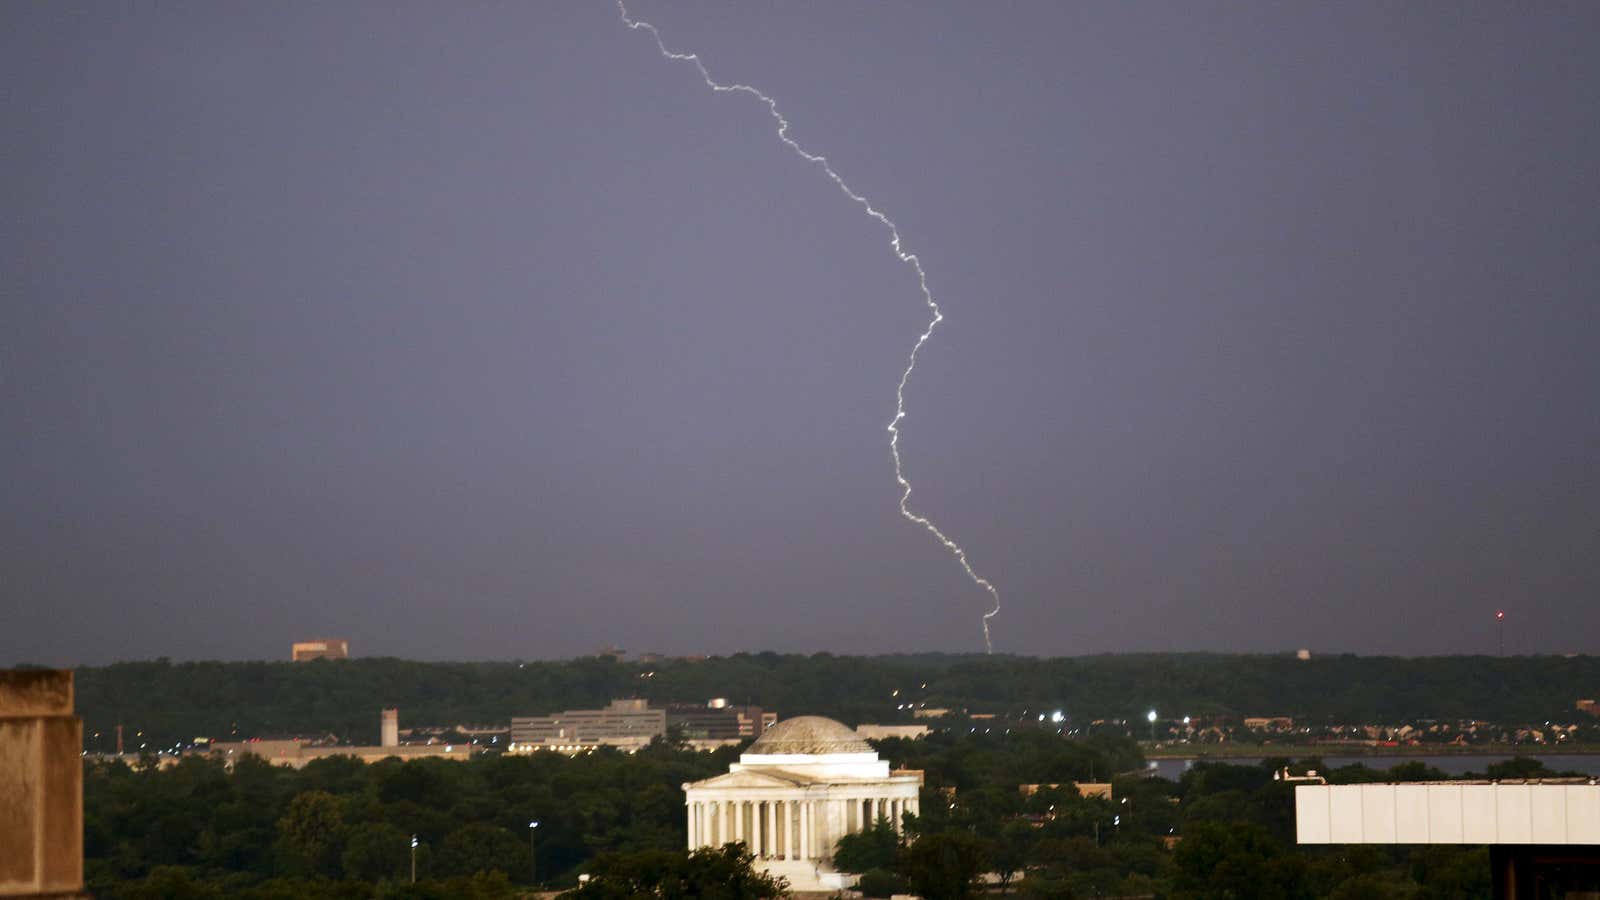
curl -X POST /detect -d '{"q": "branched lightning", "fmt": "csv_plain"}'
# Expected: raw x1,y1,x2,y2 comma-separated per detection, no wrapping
617,2,1002,653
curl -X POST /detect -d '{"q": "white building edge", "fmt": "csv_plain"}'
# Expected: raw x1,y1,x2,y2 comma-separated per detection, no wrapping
1295,779,1600,899
684,716,922,892
1295,780,1600,845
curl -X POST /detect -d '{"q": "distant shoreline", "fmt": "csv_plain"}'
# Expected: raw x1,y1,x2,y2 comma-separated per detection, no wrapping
1143,742,1600,760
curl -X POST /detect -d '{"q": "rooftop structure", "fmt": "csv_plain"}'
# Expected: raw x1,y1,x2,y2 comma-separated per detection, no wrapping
381,708,398,748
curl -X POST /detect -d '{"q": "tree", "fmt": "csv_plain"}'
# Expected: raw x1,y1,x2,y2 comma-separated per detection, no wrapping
275,790,347,877
834,818,899,873
436,823,527,880
1168,821,1298,900
1483,756,1556,780
1411,846,1490,899
857,868,909,898
120,866,223,900
341,822,410,882
562,844,787,899
988,820,1035,892
899,832,988,900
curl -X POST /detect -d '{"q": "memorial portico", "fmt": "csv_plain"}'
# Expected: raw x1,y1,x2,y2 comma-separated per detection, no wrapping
683,716,922,892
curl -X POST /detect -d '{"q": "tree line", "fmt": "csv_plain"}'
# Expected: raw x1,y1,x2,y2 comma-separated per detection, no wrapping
73,652,1600,749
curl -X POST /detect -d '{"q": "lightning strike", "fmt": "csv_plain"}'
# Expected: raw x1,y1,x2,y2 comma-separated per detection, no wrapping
617,2,1002,653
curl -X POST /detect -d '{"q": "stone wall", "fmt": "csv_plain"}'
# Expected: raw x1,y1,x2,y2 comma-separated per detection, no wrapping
0,670,83,898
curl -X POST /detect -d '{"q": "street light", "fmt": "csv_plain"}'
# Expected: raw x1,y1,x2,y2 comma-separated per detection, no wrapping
1147,709,1158,742
410,834,418,884
529,820,540,885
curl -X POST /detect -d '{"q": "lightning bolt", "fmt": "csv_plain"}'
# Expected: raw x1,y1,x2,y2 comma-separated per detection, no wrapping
617,2,1002,653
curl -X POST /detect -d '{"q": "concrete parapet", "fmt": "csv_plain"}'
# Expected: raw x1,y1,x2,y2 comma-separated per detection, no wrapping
0,670,85,898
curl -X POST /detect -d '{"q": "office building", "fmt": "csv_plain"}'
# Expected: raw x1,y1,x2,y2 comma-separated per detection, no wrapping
668,702,774,741
292,639,349,661
510,699,665,752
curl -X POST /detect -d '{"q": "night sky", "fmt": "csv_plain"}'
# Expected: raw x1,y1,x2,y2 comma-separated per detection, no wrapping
5,2,1597,665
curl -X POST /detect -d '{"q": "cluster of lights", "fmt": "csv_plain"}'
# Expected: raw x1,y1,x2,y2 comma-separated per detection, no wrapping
509,742,605,756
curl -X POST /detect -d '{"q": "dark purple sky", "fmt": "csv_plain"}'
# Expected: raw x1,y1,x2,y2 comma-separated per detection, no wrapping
5,2,1597,665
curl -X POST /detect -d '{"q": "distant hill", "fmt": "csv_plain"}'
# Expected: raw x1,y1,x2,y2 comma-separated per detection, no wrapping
72,652,1599,749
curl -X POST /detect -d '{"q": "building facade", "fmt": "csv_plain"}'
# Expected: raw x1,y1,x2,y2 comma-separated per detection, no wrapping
291,639,349,661
510,699,665,752
853,724,930,741
668,702,774,740
683,716,922,892
1,670,85,899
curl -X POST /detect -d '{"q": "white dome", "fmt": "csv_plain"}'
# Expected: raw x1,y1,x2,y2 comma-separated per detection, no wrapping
746,716,873,755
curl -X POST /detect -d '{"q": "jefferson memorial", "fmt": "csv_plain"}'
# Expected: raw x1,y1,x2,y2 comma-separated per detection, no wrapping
683,716,923,891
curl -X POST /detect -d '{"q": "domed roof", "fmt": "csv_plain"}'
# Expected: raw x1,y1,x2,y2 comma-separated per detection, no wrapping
747,716,874,755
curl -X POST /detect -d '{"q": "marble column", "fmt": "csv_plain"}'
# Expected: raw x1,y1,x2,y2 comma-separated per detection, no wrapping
764,801,776,858
784,800,796,859
799,801,811,859
688,801,698,849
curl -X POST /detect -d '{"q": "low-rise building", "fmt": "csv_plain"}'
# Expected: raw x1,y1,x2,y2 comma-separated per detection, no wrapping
1019,782,1113,801
210,709,476,769
510,699,665,753
668,702,774,740
292,639,349,661
855,724,930,741
1243,716,1296,731
211,740,475,769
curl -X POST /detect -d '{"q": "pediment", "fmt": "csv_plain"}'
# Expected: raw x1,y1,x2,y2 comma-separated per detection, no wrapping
687,770,806,790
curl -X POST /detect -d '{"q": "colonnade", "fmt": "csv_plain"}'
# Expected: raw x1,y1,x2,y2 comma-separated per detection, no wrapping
686,795,917,860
